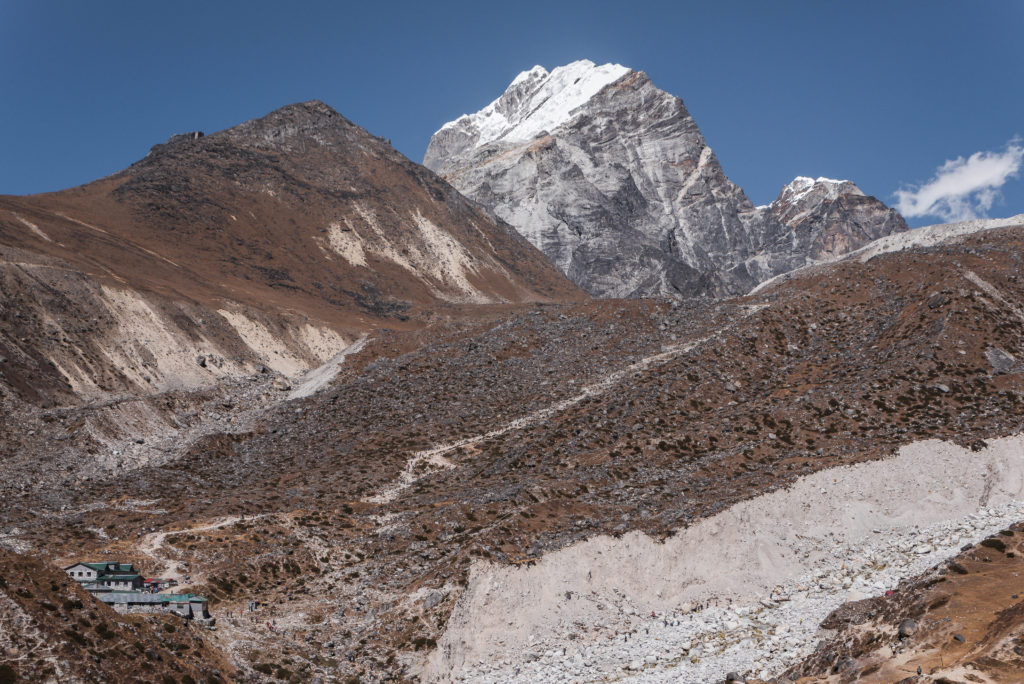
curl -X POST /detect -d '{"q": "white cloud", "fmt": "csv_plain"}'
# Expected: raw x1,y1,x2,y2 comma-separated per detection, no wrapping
894,138,1024,222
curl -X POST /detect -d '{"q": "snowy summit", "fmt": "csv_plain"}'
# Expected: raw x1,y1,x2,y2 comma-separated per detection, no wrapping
433,59,631,149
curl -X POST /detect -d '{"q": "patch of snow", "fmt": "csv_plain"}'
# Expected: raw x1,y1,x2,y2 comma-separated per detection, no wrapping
774,176,860,208
434,60,631,148
509,64,548,87
439,114,471,133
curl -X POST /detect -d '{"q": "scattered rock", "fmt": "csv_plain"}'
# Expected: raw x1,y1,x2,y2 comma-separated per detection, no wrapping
834,656,858,673
985,346,1016,374
980,537,1007,552
898,618,918,639
423,590,444,610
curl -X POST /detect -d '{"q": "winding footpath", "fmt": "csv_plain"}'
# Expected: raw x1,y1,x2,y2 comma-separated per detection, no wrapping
366,305,768,505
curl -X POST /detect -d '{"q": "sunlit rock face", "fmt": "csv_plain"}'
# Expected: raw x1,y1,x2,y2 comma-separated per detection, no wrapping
427,60,908,298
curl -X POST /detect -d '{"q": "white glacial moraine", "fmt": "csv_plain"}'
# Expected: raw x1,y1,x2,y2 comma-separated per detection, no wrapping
422,434,1024,683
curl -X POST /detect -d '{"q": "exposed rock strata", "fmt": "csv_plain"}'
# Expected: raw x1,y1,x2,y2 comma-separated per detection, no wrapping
426,61,908,297
742,176,909,283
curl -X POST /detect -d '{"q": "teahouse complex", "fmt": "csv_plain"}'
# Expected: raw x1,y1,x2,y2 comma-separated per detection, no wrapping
64,561,213,625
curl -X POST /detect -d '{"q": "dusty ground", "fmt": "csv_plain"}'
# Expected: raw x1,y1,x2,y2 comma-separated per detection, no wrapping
1,222,1022,682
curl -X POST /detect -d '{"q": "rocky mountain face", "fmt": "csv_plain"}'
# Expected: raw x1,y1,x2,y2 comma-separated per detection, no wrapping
425,60,908,298
743,176,909,283
0,101,580,405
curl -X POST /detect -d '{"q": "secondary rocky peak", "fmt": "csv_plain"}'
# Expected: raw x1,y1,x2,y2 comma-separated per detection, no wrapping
239,98,339,124
141,101,356,164
769,176,865,226
0,100,580,406
741,175,909,281
779,176,862,202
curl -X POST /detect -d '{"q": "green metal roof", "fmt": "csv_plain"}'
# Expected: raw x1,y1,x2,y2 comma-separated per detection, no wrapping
98,574,142,582
80,562,136,573
160,593,206,602
97,591,208,603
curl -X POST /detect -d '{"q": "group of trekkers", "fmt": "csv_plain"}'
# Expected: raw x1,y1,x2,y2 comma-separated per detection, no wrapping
227,598,298,640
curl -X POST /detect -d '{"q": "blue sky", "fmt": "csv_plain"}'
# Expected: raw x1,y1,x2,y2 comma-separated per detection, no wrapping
2,1,1021,226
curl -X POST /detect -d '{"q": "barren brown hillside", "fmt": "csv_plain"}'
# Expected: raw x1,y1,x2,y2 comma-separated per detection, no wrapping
0,548,227,683
3,219,1023,681
784,522,1024,683
0,101,581,406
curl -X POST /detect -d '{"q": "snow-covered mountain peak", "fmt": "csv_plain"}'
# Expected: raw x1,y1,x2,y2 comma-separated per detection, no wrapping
509,64,549,87
426,63,909,297
775,176,863,208
427,59,631,164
